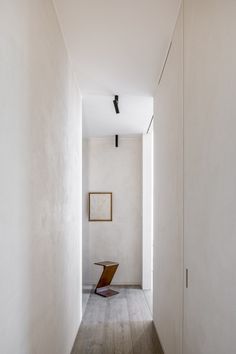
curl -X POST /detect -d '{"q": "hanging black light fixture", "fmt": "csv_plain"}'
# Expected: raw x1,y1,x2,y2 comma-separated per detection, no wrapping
113,95,120,114
115,135,119,148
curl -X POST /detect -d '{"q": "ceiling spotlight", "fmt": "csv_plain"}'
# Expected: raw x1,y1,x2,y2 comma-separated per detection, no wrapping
113,95,120,114
115,135,119,148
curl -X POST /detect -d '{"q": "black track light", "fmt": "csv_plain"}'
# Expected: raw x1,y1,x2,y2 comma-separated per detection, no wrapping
113,95,120,114
115,135,119,148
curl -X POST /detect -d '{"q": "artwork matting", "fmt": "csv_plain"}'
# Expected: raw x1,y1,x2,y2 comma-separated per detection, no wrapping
89,192,112,222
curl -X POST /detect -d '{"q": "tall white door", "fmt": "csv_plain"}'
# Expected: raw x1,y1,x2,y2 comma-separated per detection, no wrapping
184,1,236,353
153,5,183,354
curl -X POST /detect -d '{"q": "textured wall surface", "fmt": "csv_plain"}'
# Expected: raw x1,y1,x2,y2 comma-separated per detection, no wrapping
184,1,236,353
82,138,90,311
153,6,183,354
142,130,153,291
0,1,82,353
83,136,142,285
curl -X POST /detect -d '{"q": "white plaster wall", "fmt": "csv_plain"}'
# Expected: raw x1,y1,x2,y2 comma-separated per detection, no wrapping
142,128,154,290
82,138,91,313
153,6,183,354
184,1,236,353
84,136,142,285
82,138,89,285
0,1,82,353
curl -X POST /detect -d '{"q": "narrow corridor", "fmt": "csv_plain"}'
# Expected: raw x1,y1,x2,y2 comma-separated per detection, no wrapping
72,287,163,354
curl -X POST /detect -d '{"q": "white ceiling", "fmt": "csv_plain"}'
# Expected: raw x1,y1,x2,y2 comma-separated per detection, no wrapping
54,0,181,136
83,95,153,137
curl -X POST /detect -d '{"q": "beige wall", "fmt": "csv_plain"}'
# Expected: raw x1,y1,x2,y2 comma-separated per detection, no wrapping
83,136,142,285
184,1,236,353
82,138,90,297
153,5,183,354
142,129,154,291
154,1,236,354
0,1,82,353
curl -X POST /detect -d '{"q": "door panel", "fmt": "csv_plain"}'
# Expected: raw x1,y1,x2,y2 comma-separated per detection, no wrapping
184,1,236,353
153,6,183,354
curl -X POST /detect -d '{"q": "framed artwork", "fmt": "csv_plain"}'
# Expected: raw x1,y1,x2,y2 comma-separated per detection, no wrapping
89,192,112,222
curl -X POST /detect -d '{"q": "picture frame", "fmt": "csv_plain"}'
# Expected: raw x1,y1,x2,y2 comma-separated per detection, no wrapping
89,192,112,222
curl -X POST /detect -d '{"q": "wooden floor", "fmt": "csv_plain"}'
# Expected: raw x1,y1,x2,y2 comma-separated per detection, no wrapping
71,286,163,354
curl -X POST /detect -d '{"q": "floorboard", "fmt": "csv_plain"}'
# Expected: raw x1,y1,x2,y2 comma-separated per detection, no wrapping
71,286,163,354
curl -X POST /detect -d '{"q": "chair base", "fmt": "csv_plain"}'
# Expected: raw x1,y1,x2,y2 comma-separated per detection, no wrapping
95,287,119,297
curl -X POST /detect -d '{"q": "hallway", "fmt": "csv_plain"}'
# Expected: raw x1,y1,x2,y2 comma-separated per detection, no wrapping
72,287,163,354
2,1,236,353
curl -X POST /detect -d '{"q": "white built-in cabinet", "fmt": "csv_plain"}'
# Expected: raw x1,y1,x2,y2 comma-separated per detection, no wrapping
153,1,236,354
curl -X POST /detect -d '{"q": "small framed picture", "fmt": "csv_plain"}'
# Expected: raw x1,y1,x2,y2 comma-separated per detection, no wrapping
89,192,112,222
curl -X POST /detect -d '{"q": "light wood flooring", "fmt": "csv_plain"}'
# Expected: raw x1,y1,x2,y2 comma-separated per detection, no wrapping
71,286,163,354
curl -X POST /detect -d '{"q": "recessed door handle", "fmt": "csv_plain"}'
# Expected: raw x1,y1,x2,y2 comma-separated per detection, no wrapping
186,268,189,289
